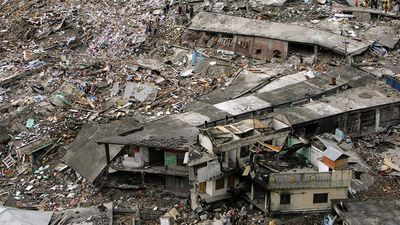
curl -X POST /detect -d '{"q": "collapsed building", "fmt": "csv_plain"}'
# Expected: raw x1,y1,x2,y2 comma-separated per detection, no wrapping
186,70,400,211
64,65,400,213
2,0,400,224
185,12,372,62
188,115,352,213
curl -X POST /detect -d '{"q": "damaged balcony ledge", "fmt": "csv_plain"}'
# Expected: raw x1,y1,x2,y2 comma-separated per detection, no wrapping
267,169,352,189
109,164,188,177
198,192,232,204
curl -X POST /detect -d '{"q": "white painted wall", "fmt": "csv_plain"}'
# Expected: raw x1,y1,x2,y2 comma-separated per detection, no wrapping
140,146,149,163
122,146,149,168
318,161,330,172
270,187,348,212
199,133,214,153
206,178,228,197
273,118,290,130
228,149,237,166
310,146,324,168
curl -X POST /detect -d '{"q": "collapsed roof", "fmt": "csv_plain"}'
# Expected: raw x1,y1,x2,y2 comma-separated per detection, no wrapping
189,12,372,56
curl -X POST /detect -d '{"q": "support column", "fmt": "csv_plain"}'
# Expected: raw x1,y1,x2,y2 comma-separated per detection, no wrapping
356,113,361,134
264,192,268,211
313,45,318,64
141,172,145,185
104,143,110,165
375,108,381,132
250,183,254,200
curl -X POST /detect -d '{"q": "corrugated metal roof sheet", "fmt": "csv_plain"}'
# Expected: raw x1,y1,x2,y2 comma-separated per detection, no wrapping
323,147,347,161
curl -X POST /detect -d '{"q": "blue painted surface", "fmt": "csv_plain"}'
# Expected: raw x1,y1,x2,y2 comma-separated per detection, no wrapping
386,77,400,91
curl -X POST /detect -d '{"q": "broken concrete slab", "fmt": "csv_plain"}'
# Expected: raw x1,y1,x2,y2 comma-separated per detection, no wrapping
17,139,55,156
123,82,159,102
359,67,395,78
110,82,120,97
250,0,287,7
256,70,315,94
353,12,372,22
0,205,53,225
364,26,400,49
63,118,140,184
164,48,189,66
50,203,113,225
189,12,372,56
135,58,164,72
342,7,400,18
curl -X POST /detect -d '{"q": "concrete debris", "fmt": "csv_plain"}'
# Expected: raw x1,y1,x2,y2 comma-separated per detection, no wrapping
123,82,159,102
1,0,400,224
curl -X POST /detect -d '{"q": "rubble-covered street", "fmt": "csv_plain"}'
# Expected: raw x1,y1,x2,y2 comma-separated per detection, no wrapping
1,0,400,224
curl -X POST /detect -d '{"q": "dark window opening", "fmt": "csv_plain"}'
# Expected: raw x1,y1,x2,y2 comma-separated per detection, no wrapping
304,123,319,137
273,50,281,58
174,177,185,188
215,178,225,190
337,201,350,212
240,146,249,158
256,49,262,54
280,194,291,205
313,193,328,203
354,171,362,179
176,153,185,166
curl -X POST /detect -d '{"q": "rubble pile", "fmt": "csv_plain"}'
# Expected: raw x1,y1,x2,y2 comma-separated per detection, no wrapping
354,126,400,198
1,0,400,224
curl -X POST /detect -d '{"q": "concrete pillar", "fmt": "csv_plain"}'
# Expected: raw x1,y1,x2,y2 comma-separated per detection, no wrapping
356,113,361,134
375,108,381,132
190,185,199,210
347,55,353,65
314,45,318,64
264,192,268,211
343,114,348,133
250,183,254,200
104,143,110,165
141,172,145,185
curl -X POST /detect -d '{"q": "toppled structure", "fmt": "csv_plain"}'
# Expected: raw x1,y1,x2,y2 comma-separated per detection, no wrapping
186,12,372,61
95,116,199,194
2,0,400,223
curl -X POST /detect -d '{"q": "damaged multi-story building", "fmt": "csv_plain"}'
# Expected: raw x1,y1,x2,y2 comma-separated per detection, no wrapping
188,114,352,213
64,65,400,214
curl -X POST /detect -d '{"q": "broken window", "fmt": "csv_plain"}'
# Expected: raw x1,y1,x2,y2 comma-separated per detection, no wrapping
280,193,291,205
273,50,281,58
164,152,177,166
215,178,225,190
313,193,328,203
174,177,185,188
240,146,249,158
176,153,185,166
228,176,235,187
199,182,206,193
256,49,262,54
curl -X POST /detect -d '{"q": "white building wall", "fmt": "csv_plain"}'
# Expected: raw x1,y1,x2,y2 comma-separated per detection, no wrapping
206,178,228,197
199,133,214,153
269,187,348,212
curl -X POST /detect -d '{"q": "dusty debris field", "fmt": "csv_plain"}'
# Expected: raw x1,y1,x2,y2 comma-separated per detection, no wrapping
1,0,400,224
